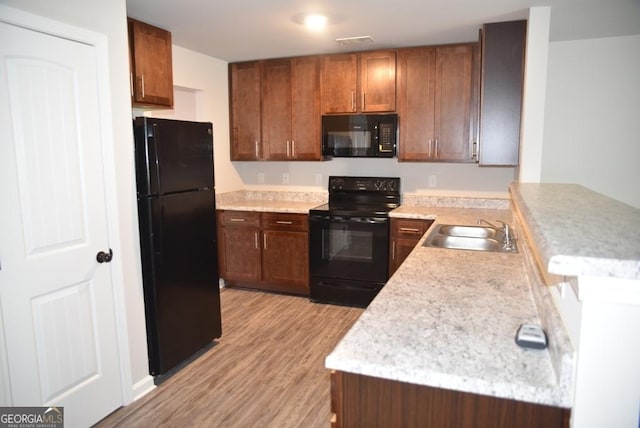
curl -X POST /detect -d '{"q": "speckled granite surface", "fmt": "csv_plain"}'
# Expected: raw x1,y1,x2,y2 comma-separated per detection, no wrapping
402,193,510,209
510,183,640,280
216,190,326,213
326,208,574,408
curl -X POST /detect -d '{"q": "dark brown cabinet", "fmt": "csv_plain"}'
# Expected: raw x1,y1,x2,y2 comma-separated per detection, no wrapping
127,18,174,108
217,210,309,295
261,213,309,294
230,57,321,161
389,218,433,276
479,20,527,166
229,61,262,160
262,57,322,160
397,44,477,162
217,211,261,281
331,371,570,428
321,50,396,114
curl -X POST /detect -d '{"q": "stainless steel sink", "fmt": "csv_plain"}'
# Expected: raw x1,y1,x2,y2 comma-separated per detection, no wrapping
436,225,499,238
428,235,501,252
423,223,517,253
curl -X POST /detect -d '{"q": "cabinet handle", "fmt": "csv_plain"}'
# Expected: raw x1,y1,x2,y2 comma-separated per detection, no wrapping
286,140,290,157
263,234,267,250
351,91,356,112
276,220,293,225
255,141,259,158
140,75,145,98
471,140,478,161
229,218,246,222
434,138,439,159
392,241,396,260
362,92,365,110
254,231,259,249
129,73,133,97
292,140,296,158
428,139,433,158
400,227,421,233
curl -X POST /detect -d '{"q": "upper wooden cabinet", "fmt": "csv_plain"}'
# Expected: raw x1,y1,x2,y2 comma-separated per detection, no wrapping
321,50,396,114
397,44,477,162
262,57,322,160
479,20,527,166
230,57,322,161
127,18,174,108
230,61,262,160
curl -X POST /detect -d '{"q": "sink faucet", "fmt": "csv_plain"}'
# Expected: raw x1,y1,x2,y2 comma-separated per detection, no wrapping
477,219,514,250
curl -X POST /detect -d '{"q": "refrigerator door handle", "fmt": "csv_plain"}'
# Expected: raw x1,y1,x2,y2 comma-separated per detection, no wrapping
154,203,164,265
152,124,162,194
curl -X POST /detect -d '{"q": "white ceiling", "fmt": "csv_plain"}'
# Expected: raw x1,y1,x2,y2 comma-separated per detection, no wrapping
126,0,640,62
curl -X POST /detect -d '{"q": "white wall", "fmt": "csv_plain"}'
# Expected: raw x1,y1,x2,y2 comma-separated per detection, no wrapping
0,0,151,399
235,159,516,197
518,7,550,183
541,34,640,209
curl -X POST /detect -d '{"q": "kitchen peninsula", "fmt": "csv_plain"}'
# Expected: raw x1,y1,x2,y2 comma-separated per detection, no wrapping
327,183,640,427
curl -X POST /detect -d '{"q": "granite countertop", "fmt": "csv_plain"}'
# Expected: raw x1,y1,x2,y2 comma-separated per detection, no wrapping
216,190,326,214
510,183,640,280
326,206,573,408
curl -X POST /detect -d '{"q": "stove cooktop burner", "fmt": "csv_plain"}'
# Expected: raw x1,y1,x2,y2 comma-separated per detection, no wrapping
310,176,401,218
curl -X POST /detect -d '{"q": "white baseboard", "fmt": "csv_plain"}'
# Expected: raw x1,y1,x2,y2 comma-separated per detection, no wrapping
131,375,155,402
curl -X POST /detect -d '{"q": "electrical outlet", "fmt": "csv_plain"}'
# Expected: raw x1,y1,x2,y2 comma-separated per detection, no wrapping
258,172,265,184
428,175,437,188
282,173,290,184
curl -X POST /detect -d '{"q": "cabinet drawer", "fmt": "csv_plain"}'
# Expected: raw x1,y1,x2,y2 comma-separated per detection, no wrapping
219,210,261,227
392,218,433,239
262,212,308,232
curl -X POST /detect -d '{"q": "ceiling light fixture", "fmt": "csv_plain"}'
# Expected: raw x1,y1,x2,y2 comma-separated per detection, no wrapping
304,14,328,31
335,36,375,46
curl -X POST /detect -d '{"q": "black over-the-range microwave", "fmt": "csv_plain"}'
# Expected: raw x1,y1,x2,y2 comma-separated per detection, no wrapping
321,113,398,158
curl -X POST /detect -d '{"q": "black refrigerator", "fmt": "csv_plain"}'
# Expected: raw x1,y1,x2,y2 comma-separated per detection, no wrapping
133,117,222,378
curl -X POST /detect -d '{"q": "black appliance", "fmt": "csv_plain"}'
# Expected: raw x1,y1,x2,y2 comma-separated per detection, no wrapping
322,113,398,158
133,117,222,378
309,176,400,307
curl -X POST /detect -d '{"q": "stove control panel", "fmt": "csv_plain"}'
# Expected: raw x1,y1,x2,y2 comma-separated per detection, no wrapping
329,176,400,193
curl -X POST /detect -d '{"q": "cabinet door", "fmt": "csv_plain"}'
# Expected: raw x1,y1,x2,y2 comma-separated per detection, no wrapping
217,211,261,281
262,230,309,294
434,45,474,161
128,18,173,108
479,21,527,166
359,50,396,112
397,47,436,161
291,56,322,160
230,61,262,160
262,59,293,160
389,218,433,275
321,53,358,113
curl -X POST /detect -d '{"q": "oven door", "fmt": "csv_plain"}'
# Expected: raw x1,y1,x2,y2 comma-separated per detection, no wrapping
309,214,389,283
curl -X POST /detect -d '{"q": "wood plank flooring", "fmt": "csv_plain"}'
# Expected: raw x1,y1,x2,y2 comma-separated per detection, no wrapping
96,287,363,427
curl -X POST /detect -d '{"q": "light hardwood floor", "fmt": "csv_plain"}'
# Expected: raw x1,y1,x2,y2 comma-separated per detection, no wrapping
96,287,363,427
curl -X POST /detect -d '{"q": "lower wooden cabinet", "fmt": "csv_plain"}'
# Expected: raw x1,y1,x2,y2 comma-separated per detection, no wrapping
389,218,433,276
217,210,309,295
330,371,571,428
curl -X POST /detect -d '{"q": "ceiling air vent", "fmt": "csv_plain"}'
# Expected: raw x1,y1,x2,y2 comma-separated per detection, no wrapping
335,36,374,46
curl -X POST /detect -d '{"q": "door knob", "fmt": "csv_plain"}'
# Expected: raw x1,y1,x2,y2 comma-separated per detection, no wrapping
96,249,113,263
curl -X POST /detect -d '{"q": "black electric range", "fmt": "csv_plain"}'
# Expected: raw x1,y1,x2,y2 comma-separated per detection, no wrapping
308,176,400,307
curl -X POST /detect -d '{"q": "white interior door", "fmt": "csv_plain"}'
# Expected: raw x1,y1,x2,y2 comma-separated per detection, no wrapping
0,19,123,427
